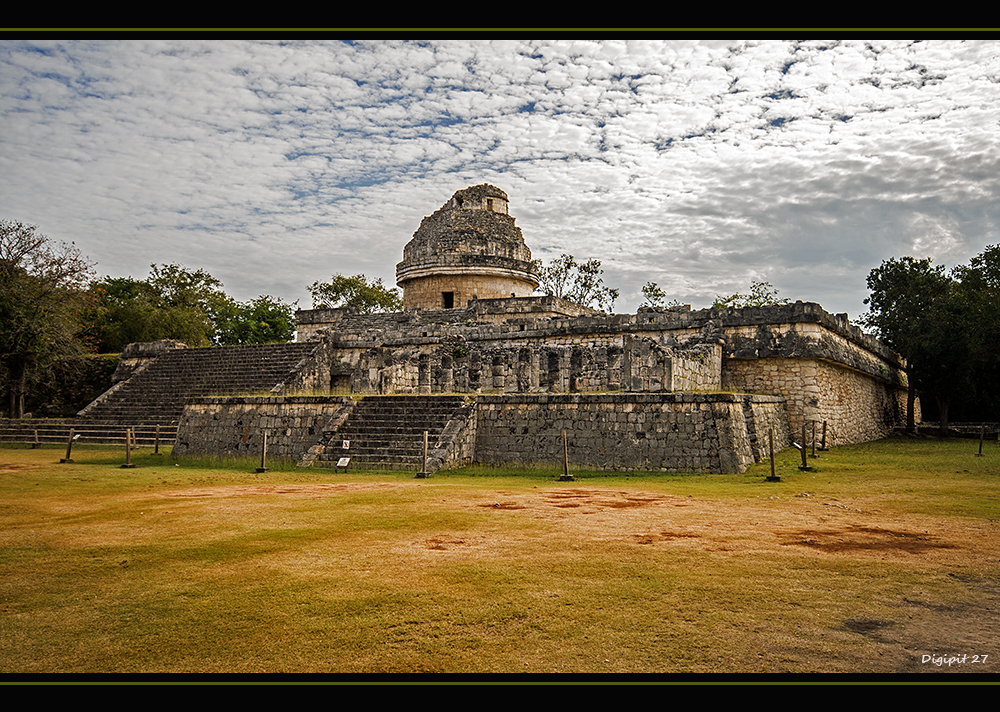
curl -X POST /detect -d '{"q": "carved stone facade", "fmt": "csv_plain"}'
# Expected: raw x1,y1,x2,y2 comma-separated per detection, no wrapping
395,184,539,310
291,299,909,448
97,184,914,473
287,184,912,452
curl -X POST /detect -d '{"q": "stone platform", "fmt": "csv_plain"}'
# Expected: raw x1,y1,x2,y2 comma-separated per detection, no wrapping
172,392,789,475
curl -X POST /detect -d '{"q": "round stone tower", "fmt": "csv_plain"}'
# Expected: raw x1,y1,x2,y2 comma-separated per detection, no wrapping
396,184,540,310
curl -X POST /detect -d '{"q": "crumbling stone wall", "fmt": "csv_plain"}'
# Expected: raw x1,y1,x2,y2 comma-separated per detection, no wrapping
174,392,788,474
342,333,721,396
173,396,353,460
295,296,601,342
395,184,539,310
473,393,789,474
724,357,910,446
290,301,908,447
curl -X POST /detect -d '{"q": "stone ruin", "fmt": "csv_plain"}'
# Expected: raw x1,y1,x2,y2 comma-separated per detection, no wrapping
395,184,540,310
77,184,914,474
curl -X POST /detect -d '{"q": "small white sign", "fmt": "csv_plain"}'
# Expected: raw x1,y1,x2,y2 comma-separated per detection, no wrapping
342,440,350,449
337,457,350,468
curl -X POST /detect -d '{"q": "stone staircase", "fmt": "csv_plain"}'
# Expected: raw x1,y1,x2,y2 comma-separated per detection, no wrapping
317,395,470,471
79,343,316,425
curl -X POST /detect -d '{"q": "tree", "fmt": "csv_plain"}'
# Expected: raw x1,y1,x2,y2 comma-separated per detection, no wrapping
713,281,790,309
641,282,683,308
1,220,95,418
534,254,619,313
87,267,296,351
860,256,963,434
85,277,179,352
85,267,224,351
950,245,1000,421
213,295,296,345
641,281,667,308
308,274,403,313
147,263,232,343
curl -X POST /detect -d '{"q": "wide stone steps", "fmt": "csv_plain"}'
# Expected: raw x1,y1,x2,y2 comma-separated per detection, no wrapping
317,395,467,471
82,343,315,423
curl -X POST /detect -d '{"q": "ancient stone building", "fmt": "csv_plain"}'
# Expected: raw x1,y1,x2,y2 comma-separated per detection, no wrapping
395,184,540,310
83,184,913,474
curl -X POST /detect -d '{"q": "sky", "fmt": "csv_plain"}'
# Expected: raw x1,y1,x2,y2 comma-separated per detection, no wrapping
2,38,998,323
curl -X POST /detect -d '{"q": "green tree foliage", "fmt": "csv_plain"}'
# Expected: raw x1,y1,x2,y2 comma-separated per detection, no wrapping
86,267,222,351
641,281,667,308
861,248,1000,433
308,274,403,313
147,263,231,327
213,295,296,346
1,220,95,418
85,276,208,352
713,281,790,309
23,352,119,418
861,256,957,433
949,245,1000,421
86,265,296,351
534,254,619,313
641,282,683,308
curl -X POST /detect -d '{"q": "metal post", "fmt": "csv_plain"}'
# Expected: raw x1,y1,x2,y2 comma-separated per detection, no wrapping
810,420,817,458
154,423,161,456
978,424,985,457
820,420,828,451
798,422,812,471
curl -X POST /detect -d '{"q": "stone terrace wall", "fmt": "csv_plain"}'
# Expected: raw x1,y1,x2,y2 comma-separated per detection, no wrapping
172,396,353,460
473,393,789,474
291,301,907,446
724,358,909,446
173,393,788,474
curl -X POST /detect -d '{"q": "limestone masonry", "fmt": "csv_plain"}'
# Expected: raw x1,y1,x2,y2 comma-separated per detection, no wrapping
395,184,539,310
91,184,913,473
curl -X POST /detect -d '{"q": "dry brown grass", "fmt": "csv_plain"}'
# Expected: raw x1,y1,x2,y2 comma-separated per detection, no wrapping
1,439,997,676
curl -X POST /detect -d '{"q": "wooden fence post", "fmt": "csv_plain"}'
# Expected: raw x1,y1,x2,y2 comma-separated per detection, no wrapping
60,428,76,463
559,429,574,481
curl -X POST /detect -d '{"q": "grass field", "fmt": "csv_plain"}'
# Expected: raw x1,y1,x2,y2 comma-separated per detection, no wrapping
1,437,997,676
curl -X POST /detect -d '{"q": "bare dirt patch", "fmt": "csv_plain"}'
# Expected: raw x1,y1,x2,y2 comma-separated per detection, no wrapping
163,482,402,499
422,536,471,550
0,463,36,475
781,525,957,554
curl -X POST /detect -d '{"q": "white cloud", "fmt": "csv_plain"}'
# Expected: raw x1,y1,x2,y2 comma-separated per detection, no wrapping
1,38,998,320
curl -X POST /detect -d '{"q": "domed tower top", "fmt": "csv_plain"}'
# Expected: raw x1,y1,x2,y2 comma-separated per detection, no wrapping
396,184,540,310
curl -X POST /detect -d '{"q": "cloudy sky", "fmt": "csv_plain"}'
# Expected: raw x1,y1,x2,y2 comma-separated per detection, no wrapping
2,38,998,322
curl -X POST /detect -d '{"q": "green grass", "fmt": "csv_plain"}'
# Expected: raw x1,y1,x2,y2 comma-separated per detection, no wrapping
1,438,997,675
